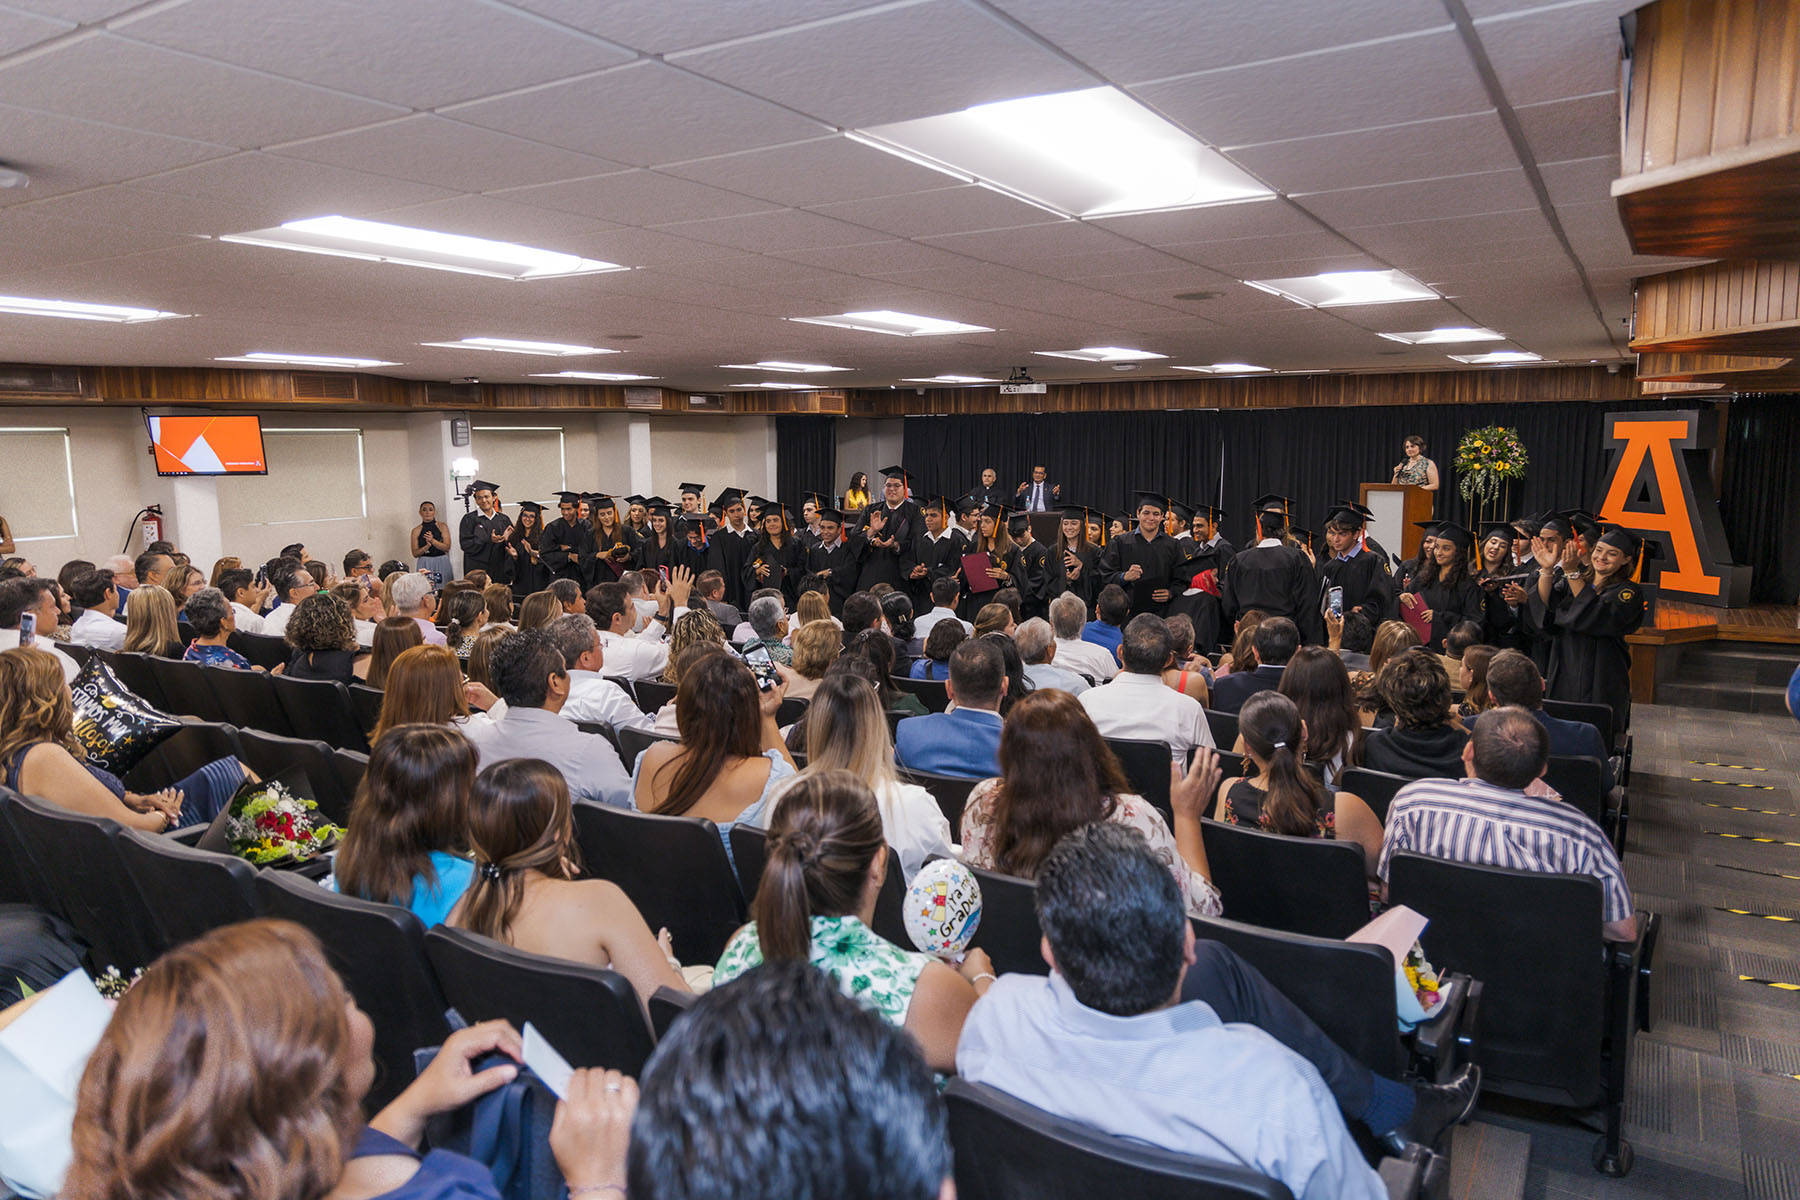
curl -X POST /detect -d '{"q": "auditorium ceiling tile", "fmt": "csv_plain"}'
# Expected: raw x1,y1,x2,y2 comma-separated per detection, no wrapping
363,194,620,247
1292,170,1540,230
0,4,70,54
658,137,952,209
498,0,878,56
655,208,894,255
1160,229,1366,271
116,153,460,231
1032,245,1197,282
1136,27,1488,149
918,222,1143,266
1228,111,1517,195
668,0,1092,129
1343,209,1553,262
0,102,235,204
1094,200,1323,249
108,0,632,109
985,0,1447,86
271,116,629,195
562,226,798,269
498,170,781,227
443,60,828,168
1472,1,1625,107
807,186,1062,239
0,34,405,147
775,240,987,276
1516,93,1621,166
0,209,203,278
1083,264,1246,298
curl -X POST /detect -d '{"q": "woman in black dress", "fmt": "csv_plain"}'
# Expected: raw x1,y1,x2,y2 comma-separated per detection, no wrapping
1403,522,1483,652
744,504,806,607
1527,524,1647,731
409,500,454,585
506,501,552,598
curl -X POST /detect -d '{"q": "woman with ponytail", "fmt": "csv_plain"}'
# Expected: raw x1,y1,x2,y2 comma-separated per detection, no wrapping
712,770,993,1072
448,759,688,1012
1215,691,1384,873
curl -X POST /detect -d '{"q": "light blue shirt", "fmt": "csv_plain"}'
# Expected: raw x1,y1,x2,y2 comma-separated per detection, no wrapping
1023,661,1090,695
463,705,632,808
957,973,1385,1200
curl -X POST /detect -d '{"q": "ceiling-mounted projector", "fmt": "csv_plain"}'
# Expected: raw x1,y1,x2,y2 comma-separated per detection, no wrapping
1000,366,1045,395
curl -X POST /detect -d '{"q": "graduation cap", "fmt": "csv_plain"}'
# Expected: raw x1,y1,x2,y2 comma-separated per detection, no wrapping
467,479,500,494
877,465,911,485
1194,503,1226,524
713,487,747,509
553,491,582,506
1007,512,1032,536
1165,498,1196,522
623,494,647,508
1253,493,1291,516
1478,520,1516,543
1511,514,1542,537
801,491,830,512
1561,509,1602,543
954,492,982,516
679,512,719,535
1290,526,1315,551
643,496,673,518
678,482,706,497
1131,490,1167,514
1413,520,1443,534
1060,503,1090,522
516,500,545,514
1433,521,1475,552
815,505,845,525
921,494,953,519
1535,510,1572,538
1324,500,1374,527
746,494,776,512
758,501,791,526
1597,524,1643,556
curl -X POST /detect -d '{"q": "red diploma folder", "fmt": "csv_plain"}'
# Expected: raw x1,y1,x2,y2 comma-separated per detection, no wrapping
1401,596,1433,643
961,552,998,593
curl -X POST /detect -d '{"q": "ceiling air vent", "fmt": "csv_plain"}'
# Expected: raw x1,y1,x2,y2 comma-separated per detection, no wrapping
0,363,83,395
291,372,358,400
423,382,480,406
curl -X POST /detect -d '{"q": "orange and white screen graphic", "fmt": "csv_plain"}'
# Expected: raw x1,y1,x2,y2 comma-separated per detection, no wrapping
149,416,267,475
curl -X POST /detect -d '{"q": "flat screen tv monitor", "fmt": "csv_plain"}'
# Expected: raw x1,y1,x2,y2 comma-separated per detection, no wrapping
147,414,268,477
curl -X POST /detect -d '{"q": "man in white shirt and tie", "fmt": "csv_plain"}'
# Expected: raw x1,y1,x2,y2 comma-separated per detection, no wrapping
1015,464,1061,513
1080,613,1213,761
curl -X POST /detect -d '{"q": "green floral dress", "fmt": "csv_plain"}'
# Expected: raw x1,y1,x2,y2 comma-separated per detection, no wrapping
713,914,933,1027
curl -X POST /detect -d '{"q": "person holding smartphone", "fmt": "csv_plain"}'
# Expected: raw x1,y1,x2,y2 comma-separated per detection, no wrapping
0,577,79,681
1318,501,1393,625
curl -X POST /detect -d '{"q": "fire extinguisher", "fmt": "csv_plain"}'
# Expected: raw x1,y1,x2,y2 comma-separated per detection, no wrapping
125,505,164,553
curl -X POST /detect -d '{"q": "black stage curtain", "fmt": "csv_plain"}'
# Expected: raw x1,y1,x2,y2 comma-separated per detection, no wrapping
1720,394,1800,604
775,415,836,511
902,397,1694,542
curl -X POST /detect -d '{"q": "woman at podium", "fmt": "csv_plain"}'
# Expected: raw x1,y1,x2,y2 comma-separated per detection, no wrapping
1390,434,1440,491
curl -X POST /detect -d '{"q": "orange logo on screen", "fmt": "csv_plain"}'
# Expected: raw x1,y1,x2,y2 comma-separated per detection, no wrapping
151,417,266,474
1597,418,1719,597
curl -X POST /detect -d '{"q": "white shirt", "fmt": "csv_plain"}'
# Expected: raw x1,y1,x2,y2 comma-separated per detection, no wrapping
353,618,376,649
914,606,973,644
230,601,266,635
770,774,958,883
599,628,670,681
0,629,78,681
260,603,296,638
1024,661,1090,695
1053,635,1118,682
69,608,126,651
561,669,653,733
1079,671,1213,761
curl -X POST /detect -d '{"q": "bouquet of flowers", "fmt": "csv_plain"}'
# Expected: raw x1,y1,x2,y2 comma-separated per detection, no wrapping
224,776,341,866
1402,943,1443,1012
1454,426,1528,503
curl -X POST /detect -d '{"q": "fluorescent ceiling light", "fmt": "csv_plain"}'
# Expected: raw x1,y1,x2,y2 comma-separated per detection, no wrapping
0,294,186,323
1246,270,1438,308
1448,350,1543,364
728,381,813,390
1035,346,1167,363
422,337,618,356
220,215,625,281
1173,362,1270,374
788,310,992,337
852,86,1272,218
216,352,396,369
530,371,659,382
901,375,1002,384
719,361,848,373
1377,326,1505,345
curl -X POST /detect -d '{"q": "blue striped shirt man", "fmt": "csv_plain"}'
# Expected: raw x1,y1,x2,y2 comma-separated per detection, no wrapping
1378,776,1633,924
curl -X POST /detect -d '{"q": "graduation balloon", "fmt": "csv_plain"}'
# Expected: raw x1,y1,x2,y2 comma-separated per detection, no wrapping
903,858,982,957
69,658,180,777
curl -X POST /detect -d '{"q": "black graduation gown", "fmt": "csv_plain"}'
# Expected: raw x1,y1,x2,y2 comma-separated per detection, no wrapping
459,508,513,583
1416,572,1484,651
1320,548,1393,624
635,535,687,579
855,501,921,591
507,527,552,596
541,518,596,585
1013,540,1051,619
1220,543,1323,643
1096,531,1182,616
1531,576,1646,730
706,527,754,609
1477,570,1530,652
743,536,808,607
1049,540,1098,607
1166,538,1231,653
807,535,867,614
589,530,636,585
960,543,1023,619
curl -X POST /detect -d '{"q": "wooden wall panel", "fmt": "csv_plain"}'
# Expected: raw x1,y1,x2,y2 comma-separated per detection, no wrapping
1632,259,1800,354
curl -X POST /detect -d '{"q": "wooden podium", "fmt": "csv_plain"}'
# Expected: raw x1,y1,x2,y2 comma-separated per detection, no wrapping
1359,483,1435,560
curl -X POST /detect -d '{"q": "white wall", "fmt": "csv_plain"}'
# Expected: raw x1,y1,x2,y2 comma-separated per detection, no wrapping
0,405,778,576
833,418,905,499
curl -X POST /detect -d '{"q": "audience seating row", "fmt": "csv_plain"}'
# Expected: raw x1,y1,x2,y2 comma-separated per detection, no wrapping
95,650,370,752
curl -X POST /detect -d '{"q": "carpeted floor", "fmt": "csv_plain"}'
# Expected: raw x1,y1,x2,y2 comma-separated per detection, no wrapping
1472,701,1800,1200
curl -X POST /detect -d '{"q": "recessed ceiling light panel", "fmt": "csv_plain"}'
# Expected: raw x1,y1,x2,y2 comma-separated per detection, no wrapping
719,361,848,373
1377,326,1506,345
220,215,626,280
788,310,992,337
728,381,813,390
422,337,618,356
530,371,659,381
0,294,187,323
217,352,397,369
1447,350,1543,364
1172,362,1270,374
1246,270,1438,308
1034,346,1167,363
900,374,1002,384
852,86,1273,218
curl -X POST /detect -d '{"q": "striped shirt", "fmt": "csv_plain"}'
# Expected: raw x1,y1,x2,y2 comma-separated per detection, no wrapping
1378,776,1633,923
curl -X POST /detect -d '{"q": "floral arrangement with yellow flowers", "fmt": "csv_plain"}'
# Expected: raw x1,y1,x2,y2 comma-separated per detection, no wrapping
1455,425,1528,503
1403,943,1442,1011
224,778,341,866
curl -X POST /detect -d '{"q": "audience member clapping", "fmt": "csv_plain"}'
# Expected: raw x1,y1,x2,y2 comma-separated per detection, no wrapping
333,723,476,925
961,688,1221,917
449,758,689,1010
712,771,991,1072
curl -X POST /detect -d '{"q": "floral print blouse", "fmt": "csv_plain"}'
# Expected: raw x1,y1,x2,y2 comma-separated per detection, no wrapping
959,779,1223,918
713,913,934,1028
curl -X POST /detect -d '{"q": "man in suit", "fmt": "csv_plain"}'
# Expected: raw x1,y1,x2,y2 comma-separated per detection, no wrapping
1014,463,1061,513
458,479,512,584
1210,616,1299,715
895,637,1007,779
805,506,865,615
1485,649,1615,793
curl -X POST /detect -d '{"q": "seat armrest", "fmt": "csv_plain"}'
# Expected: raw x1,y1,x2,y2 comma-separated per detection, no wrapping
1378,1144,1433,1200
1632,910,1660,1032
167,822,208,846
1408,972,1475,1082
